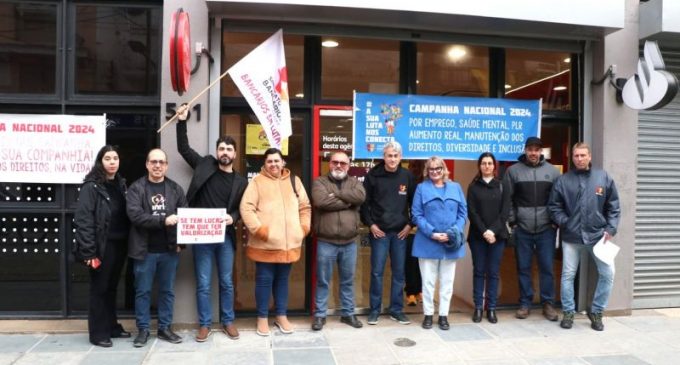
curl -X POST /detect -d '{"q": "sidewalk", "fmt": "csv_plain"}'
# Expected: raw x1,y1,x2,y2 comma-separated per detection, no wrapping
1,308,679,365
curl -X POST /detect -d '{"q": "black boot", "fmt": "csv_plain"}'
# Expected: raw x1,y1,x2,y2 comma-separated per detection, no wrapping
472,309,482,323
487,309,498,324
438,316,450,330
422,315,433,329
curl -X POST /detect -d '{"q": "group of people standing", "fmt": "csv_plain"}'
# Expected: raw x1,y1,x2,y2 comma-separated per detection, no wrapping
71,116,620,348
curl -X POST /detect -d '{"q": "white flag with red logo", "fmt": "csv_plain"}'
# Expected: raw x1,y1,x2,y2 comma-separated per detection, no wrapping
227,29,291,149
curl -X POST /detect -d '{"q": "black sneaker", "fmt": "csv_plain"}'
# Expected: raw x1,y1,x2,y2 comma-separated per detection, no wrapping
588,312,604,331
157,328,182,344
389,312,411,325
421,315,433,329
340,315,363,328
437,316,450,330
367,312,380,325
311,317,326,331
560,312,574,329
133,329,150,348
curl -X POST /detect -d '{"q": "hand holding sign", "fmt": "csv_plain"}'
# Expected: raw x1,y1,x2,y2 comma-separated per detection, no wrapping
177,208,228,244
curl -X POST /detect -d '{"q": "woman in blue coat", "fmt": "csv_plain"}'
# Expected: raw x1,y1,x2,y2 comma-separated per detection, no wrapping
411,156,467,330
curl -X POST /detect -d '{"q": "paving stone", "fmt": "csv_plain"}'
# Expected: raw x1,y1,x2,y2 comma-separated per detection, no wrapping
436,324,494,342
80,351,148,365
144,351,209,365
274,348,335,365
0,334,44,353
581,354,651,365
528,357,588,365
0,353,22,365
11,352,86,365
30,334,93,353
210,350,271,365
271,329,329,348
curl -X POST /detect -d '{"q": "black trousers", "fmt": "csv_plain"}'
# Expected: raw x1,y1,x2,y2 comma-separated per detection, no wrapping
404,235,422,296
88,239,126,342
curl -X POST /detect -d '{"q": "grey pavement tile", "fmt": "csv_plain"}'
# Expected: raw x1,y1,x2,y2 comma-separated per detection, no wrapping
480,321,543,339
144,351,209,365
80,351,148,365
528,357,589,365
644,330,680,351
613,316,680,333
213,331,271,350
581,354,651,365
274,348,335,365
30,334,93,352
323,325,386,347
509,337,574,358
0,334,44,353
633,350,680,365
153,332,207,352
467,359,531,365
332,344,398,365
436,324,493,342
386,329,458,364
0,353,22,365
12,352,87,365
90,337,150,352
210,350,271,365
558,335,628,357
271,329,329,348
449,339,522,362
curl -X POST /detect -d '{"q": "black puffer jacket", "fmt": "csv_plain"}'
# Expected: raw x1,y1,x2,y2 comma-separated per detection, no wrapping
72,176,128,262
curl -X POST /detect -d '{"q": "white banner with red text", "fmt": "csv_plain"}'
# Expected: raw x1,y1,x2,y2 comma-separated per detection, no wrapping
0,114,106,184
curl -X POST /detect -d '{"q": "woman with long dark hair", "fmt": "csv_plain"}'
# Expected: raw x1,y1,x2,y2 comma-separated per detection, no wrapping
467,152,511,323
72,145,131,347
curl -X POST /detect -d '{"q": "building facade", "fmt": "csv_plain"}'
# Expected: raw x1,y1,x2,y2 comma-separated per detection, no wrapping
0,0,677,324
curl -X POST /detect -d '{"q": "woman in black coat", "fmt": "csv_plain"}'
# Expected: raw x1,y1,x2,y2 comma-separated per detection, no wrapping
73,145,130,347
467,152,511,324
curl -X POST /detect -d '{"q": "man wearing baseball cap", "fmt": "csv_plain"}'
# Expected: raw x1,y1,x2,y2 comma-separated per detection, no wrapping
503,137,560,321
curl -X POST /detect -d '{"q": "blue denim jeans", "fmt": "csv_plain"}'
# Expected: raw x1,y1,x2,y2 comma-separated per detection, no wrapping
469,237,506,310
133,252,179,331
369,232,406,314
192,237,235,327
255,262,292,317
314,240,358,317
514,227,556,307
561,241,615,314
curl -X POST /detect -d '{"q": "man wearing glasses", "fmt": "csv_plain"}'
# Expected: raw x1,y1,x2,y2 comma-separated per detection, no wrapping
126,149,187,347
361,141,416,325
311,151,366,331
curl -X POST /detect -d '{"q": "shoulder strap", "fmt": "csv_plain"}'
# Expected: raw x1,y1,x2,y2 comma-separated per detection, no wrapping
290,174,299,198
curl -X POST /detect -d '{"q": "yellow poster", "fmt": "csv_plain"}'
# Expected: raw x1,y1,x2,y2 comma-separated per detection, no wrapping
245,124,289,156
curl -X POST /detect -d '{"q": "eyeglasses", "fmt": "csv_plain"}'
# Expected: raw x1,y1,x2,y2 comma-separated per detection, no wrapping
428,167,443,173
148,160,167,165
330,160,349,167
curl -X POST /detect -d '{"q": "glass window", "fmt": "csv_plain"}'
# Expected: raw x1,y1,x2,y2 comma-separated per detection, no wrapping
0,2,57,94
417,43,489,97
321,37,400,100
505,49,572,110
220,112,307,312
222,32,304,100
74,5,161,95
0,212,62,311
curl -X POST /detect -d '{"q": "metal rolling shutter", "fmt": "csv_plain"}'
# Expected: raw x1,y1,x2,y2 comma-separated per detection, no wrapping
634,47,680,308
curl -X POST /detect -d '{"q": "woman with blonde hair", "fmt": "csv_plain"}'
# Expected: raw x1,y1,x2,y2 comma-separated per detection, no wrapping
411,156,467,330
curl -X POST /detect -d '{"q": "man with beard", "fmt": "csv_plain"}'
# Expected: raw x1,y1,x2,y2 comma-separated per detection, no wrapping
176,105,247,342
503,137,560,322
311,151,366,331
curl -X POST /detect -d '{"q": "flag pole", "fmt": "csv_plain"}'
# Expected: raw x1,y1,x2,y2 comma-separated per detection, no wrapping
157,69,231,133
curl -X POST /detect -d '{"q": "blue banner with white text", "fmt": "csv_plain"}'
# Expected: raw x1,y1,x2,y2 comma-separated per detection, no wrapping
352,93,541,161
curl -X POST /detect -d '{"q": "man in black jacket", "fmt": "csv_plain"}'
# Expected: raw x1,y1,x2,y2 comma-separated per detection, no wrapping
127,149,187,347
360,141,416,326
176,109,247,342
549,142,620,331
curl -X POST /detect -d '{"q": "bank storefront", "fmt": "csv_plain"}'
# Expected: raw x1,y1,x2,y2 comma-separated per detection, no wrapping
2,0,647,323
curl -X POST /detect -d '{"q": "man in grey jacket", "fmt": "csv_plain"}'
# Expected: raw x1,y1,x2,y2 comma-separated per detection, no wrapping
311,151,366,331
503,137,560,321
549,142,620,331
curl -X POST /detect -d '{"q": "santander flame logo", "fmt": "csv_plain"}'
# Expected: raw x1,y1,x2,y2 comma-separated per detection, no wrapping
622,41,679,110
